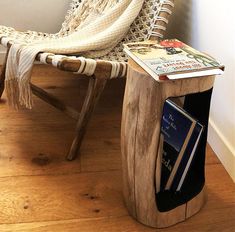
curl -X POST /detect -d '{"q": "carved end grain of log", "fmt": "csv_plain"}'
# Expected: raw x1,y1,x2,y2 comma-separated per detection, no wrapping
121,59,214,228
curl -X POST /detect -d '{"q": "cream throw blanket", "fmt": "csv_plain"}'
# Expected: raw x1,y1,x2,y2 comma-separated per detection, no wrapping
5,0,144,109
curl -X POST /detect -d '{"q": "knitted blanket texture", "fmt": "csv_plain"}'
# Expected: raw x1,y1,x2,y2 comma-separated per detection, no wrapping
4,0,144,109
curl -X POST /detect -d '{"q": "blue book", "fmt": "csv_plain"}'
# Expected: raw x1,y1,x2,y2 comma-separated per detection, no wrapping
171,123,203,191
160,99,203,192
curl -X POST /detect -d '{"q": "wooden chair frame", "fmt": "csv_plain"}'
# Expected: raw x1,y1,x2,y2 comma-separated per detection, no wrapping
0,1,174,161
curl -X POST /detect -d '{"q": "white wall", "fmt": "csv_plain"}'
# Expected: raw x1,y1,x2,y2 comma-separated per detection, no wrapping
167,0,235,181
0,0,235,181
192,0,235,182
0,0,69,32
0,0,70,61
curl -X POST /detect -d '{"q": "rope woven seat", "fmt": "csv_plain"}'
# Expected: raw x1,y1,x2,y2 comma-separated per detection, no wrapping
0,0,175,160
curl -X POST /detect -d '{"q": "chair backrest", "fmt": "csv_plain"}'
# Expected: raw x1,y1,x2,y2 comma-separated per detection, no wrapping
34,0,174,79
101,0,175,61
59,0,82,36
60,0,174,39
59,0,174,61
124,0,174,42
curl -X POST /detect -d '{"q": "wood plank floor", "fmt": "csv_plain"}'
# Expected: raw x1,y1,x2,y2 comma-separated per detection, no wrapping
0,65,234,232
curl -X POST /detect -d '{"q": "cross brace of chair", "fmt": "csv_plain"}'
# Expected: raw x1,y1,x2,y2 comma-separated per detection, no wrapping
0,46,107,161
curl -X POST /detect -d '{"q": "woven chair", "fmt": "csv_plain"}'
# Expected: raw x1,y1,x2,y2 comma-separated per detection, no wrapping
0,0,174,160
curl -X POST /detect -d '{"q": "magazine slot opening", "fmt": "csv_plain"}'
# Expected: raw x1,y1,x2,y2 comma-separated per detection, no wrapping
155,89,212,212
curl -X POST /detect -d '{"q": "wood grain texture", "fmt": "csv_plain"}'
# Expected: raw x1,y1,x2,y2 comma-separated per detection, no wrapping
0,171,125,224
31,83,79,120
33,0,175,77
0,65,234,231
0,165,233,232
121,59,215,228
186,187,207,219
67,78,107,161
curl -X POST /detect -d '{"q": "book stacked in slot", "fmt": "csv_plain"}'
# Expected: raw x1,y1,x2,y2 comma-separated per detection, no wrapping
156,99,203,193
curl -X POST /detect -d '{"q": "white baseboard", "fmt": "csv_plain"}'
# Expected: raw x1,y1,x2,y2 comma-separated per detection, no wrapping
208,118,235,182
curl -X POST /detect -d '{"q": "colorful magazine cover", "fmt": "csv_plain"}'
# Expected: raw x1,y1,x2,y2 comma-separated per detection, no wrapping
124,39,224,81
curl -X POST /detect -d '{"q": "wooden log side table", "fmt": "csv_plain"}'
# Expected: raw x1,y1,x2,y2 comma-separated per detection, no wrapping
121,59,216,228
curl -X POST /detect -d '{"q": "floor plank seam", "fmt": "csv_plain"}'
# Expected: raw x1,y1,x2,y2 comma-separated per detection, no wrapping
0,214,130,227
0,168,122,179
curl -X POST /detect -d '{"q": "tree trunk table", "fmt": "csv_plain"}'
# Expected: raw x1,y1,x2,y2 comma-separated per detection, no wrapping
121,59,215,228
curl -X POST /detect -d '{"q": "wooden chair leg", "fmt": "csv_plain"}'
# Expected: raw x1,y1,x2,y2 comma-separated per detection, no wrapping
0,47,10,99
67,77,107,161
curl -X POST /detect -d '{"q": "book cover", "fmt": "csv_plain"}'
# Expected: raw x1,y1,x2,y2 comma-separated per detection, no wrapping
160,99,202,192
170,122,203,192
156,134,164,194
124,39,224,81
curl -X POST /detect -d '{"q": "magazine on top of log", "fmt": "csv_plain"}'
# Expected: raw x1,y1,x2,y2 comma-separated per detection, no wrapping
123,39,224,81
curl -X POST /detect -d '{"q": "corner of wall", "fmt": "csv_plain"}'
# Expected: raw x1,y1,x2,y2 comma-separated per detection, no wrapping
208,118,235,182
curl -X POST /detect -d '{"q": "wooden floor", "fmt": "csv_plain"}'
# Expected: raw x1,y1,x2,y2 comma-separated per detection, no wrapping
0,65,234,232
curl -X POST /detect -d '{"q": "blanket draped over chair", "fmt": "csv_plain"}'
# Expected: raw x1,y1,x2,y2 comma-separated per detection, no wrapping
4,0,145,109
